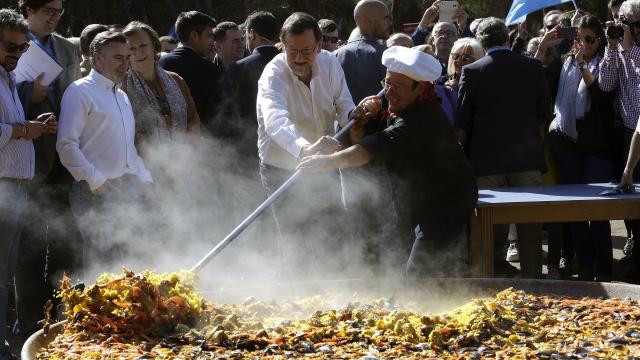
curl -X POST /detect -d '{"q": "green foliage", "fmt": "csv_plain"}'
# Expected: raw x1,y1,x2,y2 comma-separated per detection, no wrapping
0,0,611,38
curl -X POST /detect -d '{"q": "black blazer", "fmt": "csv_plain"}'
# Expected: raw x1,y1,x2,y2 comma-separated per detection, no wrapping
158,46,222,133
456,49,552,177
227,45,280,120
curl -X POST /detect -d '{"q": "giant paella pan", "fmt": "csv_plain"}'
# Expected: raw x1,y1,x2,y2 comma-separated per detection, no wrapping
23,269,640,359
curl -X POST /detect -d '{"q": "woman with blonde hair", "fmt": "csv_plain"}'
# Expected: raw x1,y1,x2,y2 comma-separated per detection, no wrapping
445,37,484,91
122,21,200,154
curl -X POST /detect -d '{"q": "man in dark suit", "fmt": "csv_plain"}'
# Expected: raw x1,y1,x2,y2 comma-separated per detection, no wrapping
226,10,279,166
158,11,222,136
456,17,551,279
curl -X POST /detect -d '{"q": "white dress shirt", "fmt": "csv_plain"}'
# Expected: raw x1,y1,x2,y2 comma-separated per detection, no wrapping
57,69,152,190
0,66,33,179
257,50,355,169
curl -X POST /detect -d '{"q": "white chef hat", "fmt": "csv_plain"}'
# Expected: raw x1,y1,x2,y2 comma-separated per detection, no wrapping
381,46,442,82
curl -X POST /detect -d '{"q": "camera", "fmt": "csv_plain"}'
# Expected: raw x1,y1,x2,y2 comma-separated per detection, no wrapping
606,15,630,39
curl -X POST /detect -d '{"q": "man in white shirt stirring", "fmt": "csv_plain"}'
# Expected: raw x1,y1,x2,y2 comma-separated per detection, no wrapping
57,30,152,280
0,9,56,360
257,12,355,278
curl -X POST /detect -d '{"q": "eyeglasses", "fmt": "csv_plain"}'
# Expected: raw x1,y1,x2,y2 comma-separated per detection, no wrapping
156,96,171,117
322,35,339,44
578,35,598,45
285,45,316,57
380,79,415,93
41,7,64,17
546,25,556,31
0,39,30,54
434,30,457,37
452,53,474,61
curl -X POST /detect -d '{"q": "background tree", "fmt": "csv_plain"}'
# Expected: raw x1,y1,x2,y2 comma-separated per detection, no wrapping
0,0,609,38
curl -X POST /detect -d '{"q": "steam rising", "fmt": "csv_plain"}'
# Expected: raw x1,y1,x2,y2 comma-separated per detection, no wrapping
41,96,467,306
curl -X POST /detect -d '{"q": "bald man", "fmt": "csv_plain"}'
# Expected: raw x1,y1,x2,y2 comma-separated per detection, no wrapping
335,0,390,104
334,0,395,273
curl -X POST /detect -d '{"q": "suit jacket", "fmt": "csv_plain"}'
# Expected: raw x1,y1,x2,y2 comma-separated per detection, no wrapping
17,32,81,179
225,45,280,169
456,49,551,177
158,46,222,135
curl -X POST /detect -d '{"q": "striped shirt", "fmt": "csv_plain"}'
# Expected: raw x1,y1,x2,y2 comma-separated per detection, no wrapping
599,45,640,129
0,65,33,179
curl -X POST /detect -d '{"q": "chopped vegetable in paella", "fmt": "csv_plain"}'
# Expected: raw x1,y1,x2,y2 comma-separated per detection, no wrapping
37,269,640,359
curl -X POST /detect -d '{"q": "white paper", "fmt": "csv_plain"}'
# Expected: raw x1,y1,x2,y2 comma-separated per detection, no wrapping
14,41,64,86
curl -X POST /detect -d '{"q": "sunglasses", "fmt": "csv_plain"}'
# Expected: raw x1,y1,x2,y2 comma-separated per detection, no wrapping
452,53,474,61
41,6,64,17
0,39,29,54
578,35,598,45
434,30,457,37
323,35,339,44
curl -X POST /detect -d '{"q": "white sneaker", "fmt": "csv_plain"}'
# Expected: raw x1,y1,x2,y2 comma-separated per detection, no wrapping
506,242,520,262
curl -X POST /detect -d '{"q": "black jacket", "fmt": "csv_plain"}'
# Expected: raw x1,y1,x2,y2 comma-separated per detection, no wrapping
456,49,552,177
158,46,222,134
227,45,280,120
359,101,477,228
224,45,280,164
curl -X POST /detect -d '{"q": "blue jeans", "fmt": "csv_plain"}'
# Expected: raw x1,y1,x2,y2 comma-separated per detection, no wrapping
550,134,613,277
0,179,28,355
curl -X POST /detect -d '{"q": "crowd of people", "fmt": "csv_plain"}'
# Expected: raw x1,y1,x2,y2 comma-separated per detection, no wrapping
2,0,640,357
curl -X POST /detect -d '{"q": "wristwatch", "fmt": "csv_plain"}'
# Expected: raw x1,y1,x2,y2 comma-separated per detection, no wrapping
577,62,587,71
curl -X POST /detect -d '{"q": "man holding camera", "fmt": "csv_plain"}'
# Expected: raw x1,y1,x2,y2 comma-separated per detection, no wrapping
600,0,640,278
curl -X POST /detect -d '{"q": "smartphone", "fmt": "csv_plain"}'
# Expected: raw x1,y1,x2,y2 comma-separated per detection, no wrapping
438,0,459,24
557,27,578,40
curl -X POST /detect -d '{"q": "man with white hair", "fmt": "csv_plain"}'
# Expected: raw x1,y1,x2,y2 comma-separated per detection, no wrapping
298,46,477,277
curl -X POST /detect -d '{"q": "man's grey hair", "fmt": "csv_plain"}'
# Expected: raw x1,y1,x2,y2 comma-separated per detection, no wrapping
621,0,640,18
469,18,484,35
475,17,509,50
386,32,413,48
0,9,29,34
89,30,127,67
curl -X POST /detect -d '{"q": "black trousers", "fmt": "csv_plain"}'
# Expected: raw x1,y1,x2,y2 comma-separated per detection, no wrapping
15,176,82,336
404,194,476,278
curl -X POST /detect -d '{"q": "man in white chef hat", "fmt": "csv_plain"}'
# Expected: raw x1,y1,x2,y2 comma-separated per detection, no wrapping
299,45,478,278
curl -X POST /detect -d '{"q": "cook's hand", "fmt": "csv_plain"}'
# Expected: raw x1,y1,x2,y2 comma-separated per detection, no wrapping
29,73,52,104
419,0,441,29
93,180,113,197
300,136,341,157
36,112,57,133
297,154,335,172
351,96,381,125
452,6,468,31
